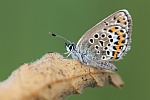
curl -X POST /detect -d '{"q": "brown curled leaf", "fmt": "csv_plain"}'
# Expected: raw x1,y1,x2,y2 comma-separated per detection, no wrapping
0,53,124,100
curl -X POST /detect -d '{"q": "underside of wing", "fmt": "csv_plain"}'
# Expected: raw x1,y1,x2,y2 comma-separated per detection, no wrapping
76,9,132,61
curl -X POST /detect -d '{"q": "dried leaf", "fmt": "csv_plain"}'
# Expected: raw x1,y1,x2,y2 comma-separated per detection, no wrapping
0,53,124,100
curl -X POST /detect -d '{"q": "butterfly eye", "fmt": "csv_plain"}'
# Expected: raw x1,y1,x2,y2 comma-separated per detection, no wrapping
69,45,73,50
66,44,74,52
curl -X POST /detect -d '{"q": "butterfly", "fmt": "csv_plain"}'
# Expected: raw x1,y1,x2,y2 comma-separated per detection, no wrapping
50,9,132,71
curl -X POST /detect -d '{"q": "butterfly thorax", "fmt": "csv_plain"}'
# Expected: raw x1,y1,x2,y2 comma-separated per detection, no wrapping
66,43,89,64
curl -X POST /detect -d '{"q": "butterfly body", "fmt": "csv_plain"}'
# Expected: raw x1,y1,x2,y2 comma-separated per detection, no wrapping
65,9,132,71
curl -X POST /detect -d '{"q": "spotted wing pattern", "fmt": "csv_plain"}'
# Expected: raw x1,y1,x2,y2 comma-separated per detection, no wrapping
76,9,132,61
100,10,132,60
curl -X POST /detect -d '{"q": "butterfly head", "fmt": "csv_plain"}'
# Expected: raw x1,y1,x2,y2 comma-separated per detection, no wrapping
65,43,75,52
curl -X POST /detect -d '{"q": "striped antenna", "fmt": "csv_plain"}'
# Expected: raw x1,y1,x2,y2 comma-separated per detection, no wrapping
49,32,72,44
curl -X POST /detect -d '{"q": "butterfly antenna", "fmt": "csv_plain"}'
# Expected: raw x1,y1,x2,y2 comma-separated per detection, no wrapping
49,32,72,44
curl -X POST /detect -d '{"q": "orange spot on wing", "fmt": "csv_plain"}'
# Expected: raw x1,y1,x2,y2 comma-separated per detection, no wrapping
115,46,120,51
119,35,125,40
119,18,123,22
114,46,122,52
116,31,123,35
119,18,126,24
110,27,117,32
114,39,125,47
118,40,124,46
117,35,126,46
113,51,117,59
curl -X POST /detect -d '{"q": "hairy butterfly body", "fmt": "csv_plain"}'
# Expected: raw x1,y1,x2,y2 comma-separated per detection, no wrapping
50,9,132,71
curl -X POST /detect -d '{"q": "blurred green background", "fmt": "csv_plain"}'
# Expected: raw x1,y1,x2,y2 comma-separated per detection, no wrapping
0,0,149,100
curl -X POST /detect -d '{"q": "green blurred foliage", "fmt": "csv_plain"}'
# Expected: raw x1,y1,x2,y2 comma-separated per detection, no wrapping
0,0,149,100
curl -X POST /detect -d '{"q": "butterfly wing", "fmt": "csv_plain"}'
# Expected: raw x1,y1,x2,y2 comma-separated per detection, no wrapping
76,9,132,61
